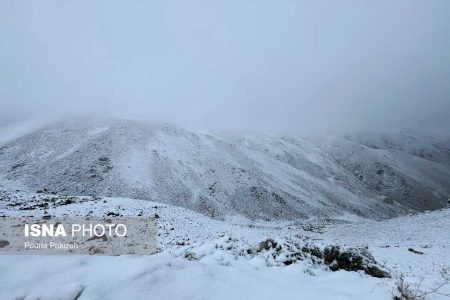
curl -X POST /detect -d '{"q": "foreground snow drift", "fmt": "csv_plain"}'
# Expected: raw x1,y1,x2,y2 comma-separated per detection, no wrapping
0,253,393,300
0,191,449,299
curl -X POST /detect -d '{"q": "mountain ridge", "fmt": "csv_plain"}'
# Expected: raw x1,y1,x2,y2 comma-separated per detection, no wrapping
0,117,448,220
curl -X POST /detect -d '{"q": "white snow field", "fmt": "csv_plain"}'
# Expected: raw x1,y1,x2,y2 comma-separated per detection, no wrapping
0,254,392,300
0,191,449,300
0,118,449,299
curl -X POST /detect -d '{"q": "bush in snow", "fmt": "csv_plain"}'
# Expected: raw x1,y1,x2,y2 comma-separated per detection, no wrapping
179,236,391,278
323,245,390,278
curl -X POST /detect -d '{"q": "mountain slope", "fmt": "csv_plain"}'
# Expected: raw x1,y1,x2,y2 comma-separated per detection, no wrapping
0,118,448,220
310,133,450,211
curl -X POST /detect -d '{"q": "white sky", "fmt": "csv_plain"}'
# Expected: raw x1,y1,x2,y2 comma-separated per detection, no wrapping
1,0,449,133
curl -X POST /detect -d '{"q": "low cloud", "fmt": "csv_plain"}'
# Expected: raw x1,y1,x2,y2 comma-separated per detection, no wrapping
1,1,449,133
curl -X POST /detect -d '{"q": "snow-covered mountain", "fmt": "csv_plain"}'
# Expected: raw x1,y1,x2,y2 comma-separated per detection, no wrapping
0,117,448,220
309,132,450,211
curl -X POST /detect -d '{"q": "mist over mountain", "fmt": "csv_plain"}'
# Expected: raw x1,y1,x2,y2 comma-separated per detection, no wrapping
2,1,450,134
1,117,448,221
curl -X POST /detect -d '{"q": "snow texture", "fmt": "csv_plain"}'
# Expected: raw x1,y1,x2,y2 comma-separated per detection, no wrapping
1,117,448,220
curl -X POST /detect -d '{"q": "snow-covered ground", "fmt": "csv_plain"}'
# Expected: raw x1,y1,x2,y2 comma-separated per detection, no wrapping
323,209,450,278
0,254,393,300
0,118,449,299
0,189,448,300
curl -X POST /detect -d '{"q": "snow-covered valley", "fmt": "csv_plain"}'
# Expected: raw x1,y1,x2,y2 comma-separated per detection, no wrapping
0,118,449,299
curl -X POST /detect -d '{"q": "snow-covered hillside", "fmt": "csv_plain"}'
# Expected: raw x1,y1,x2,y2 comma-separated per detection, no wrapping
0,189,448,300
0,117,448,220
310,133,450,211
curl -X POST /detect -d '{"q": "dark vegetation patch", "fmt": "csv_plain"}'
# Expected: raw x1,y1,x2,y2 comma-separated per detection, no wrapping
248,238,390,278
408,248,424,255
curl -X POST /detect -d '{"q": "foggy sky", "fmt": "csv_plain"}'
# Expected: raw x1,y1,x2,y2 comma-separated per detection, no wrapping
1,1,449,133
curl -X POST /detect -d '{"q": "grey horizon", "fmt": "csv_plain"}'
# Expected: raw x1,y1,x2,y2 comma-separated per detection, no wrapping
1,0,449,134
